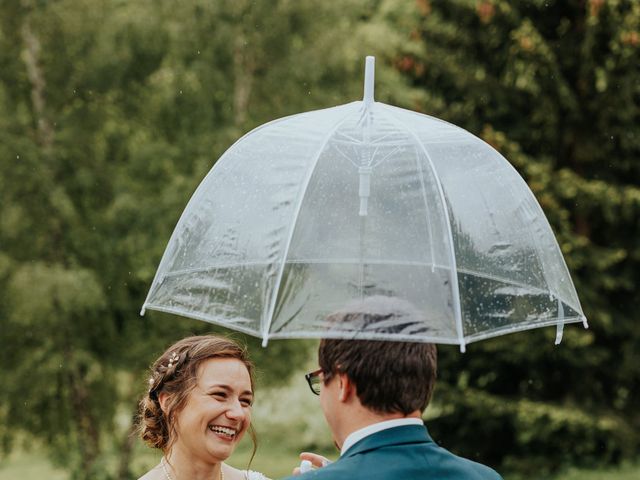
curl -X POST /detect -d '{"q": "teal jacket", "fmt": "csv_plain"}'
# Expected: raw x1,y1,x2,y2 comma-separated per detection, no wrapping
284,425,502,480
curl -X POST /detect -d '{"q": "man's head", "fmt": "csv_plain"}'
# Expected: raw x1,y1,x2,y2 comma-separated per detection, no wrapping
319,338,437,415
314,296,437,445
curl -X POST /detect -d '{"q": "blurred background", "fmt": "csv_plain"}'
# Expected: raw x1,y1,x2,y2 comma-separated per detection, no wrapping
0,0,638,479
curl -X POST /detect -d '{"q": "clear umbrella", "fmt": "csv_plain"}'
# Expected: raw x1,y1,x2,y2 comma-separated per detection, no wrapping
141,56,587,351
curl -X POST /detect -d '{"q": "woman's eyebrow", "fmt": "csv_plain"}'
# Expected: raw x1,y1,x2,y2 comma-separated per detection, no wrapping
205,383,253,396
205,383,229,389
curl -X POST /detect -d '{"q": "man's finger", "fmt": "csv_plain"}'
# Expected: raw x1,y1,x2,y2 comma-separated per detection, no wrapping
299,452,331,467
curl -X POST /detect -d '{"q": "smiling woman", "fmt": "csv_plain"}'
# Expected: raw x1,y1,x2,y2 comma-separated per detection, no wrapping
137,335,270,480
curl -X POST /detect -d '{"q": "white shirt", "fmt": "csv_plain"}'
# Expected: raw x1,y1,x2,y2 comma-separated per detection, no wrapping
340,417,424,455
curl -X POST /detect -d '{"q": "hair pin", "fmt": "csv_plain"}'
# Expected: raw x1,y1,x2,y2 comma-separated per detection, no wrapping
167,352,180,369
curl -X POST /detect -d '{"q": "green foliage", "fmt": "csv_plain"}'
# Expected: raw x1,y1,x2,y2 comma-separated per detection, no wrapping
0,1,403,478
1,0,638,478
429,382,635,475
1,262,115,476
396,0,640,473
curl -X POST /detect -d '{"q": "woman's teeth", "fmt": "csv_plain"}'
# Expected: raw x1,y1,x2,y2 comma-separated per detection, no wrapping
209,425,236,437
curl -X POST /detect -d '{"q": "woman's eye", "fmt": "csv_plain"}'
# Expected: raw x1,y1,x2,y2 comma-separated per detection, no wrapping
240,398,253,407
211,391,227,398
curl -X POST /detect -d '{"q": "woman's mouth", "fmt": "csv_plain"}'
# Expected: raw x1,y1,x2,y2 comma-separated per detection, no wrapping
208,425,237,440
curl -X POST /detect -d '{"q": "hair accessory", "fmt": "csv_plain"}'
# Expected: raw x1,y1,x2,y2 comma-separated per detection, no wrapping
167,352,180,369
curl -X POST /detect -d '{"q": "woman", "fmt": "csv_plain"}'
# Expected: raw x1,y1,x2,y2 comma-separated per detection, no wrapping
138,335,269,480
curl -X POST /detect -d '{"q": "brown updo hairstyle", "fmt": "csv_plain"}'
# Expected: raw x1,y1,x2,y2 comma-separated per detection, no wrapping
137,335,256,461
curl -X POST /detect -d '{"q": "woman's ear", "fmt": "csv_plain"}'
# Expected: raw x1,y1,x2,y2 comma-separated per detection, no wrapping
158,391,170,414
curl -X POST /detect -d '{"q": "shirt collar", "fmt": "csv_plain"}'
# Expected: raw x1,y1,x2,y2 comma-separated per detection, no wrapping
340,417,424,456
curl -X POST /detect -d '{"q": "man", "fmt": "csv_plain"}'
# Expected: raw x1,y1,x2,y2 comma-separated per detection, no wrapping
287,296,502,480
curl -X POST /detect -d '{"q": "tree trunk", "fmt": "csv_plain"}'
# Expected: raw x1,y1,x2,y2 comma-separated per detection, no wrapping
116,415,138,480
233,31,255,127
20,0,54,152
68,369,101,478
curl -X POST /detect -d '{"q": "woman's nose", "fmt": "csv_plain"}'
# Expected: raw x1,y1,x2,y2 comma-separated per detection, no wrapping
225,398,246,419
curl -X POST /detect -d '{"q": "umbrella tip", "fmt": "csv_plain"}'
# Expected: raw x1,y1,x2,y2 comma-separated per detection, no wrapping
363,56,375,106
140,306,146,316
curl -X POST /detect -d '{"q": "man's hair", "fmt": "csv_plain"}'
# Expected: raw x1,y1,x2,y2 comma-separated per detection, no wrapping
319,297,437,415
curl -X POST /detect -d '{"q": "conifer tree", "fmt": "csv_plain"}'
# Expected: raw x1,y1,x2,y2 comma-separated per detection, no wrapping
393,0,639,472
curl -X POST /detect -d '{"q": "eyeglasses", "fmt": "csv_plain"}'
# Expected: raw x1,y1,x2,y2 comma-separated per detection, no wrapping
305,368,323,395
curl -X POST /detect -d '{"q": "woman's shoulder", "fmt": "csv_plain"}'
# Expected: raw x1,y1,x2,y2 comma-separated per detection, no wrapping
137,463,164,480
243,470,270,480
224,463,270,480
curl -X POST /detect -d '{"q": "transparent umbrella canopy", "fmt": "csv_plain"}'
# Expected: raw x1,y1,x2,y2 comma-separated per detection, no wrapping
142,56,587,351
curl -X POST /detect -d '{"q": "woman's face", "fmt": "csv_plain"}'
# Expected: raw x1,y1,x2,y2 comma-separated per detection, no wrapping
170,357,253,464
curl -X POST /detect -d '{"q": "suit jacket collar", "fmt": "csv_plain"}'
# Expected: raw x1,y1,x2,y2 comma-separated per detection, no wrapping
342,424,433,458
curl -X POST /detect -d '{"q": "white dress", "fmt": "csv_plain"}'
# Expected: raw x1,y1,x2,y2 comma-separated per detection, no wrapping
243,470,269,480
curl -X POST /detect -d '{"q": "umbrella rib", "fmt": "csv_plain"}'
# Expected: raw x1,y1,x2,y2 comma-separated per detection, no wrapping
334,131,362,145
463,315,586,344
159,261,277,278
492,138,587,323
142,304,267,339
334,143,361,168
261,104,361,345
381,106,467,352
370,131,402,145
140,108,327,316
371,145,401,169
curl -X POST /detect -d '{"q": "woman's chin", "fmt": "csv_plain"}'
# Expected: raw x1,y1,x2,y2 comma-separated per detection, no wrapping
203,432,240,460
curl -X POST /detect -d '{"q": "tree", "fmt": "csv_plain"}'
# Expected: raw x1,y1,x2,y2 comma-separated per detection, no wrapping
391,0,640,473
4,0,635,477
0,0,372,477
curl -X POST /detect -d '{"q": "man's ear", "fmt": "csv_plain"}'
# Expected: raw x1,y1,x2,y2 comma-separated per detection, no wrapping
337,373,354,403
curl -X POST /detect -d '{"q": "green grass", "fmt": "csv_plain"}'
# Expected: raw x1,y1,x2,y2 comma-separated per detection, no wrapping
2,445,639,480
0,450,67,480
229,440,323,478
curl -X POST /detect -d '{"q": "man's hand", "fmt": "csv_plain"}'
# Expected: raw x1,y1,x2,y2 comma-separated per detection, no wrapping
291,452,332,475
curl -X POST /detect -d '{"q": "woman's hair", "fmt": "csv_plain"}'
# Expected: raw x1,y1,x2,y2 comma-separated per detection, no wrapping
137,334,256,458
